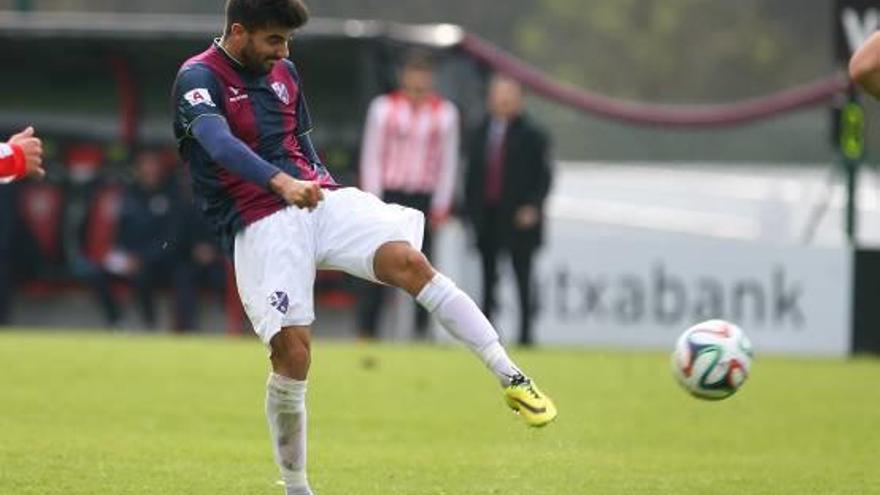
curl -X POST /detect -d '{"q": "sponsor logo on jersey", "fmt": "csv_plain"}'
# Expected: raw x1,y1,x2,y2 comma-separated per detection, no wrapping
271,81,290,105
228,87,249,103
268,291,290,314
183,88,215,107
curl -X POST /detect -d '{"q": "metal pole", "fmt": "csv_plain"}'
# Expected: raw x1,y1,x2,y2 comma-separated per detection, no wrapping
845,156,858,241
840,93,865,244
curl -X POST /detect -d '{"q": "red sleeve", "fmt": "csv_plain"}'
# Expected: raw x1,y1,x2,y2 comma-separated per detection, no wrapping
0,143,26,180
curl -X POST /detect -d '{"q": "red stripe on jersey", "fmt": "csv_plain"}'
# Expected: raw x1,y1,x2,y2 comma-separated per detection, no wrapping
195,50,260,150
191,48,285,225
267,63,313,180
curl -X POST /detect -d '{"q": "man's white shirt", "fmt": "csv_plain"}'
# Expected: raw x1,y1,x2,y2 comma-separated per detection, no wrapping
359,92,460,215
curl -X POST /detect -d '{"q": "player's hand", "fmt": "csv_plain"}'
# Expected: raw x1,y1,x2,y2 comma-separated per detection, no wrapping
9,126,45,180
270,173,324,210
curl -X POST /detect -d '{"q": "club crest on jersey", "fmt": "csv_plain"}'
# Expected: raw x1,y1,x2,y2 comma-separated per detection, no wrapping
268,291,290,315
183,88,215,107
271,82,290,105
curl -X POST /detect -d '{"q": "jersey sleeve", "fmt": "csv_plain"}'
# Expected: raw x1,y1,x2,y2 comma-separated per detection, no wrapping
173,65,225,137
0,142,25,180
0,143,17,177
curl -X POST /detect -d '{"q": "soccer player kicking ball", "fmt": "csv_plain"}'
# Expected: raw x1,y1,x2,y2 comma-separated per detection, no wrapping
0,126,45,183
172,1,557,494
850,31,880,99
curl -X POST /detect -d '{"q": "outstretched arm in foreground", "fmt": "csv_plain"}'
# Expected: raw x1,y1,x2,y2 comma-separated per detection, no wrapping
850,32,880,99
0,127,44,181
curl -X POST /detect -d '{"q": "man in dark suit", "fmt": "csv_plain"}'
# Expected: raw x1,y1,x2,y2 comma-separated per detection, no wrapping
464,76,552,347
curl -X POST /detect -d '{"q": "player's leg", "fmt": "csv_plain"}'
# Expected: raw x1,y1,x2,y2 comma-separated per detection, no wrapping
373,241,557,427
413,198,433,338
383,190,433,338
267,326,313,495
372,241,518,380
315,188,556,427
234,207,318,495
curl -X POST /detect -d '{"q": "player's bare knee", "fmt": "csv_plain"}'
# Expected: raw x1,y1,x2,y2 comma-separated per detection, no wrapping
269,329,312,378
397,249,434,294
407,250,434,279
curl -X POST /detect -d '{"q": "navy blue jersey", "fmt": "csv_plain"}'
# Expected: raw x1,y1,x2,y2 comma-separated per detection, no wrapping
172,41,337,253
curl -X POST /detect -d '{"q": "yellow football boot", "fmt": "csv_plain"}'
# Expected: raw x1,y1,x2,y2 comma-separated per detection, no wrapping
503,375,557,427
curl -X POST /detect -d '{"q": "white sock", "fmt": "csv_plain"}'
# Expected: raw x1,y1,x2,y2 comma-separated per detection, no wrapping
266,373,312,495
416,273,523,386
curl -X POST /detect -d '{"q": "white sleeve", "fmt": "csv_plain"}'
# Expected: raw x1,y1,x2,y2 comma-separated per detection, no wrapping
431,103,460,215
359,97,387,198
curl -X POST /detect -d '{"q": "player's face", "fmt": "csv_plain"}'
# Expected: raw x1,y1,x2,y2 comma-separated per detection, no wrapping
401,67,434,101
240,25,294,74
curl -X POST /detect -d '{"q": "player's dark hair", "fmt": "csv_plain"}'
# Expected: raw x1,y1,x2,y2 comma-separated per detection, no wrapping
224,0,310,36
401,49,435,72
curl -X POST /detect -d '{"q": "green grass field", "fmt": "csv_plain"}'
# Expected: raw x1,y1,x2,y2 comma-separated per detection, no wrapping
1,330,878,495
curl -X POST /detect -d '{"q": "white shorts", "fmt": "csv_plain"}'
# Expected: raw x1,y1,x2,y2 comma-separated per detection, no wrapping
233,187,425,344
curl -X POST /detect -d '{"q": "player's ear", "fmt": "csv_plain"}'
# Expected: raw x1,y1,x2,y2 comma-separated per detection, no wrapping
229,22,247,39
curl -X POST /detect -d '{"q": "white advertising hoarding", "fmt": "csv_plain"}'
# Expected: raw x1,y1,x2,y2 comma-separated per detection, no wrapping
435,220,853,357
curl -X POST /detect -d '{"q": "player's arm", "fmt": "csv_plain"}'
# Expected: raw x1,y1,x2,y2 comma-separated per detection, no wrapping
0,127,45,181
850,31,880,99
191,116,322,209
0,143,22,177
175,66,320,208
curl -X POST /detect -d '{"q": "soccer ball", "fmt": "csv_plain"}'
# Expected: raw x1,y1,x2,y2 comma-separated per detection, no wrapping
671,319,754,400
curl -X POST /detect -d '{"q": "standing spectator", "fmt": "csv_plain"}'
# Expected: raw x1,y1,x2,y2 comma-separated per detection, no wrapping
62,144,121,326
464,76,553,347
357,50,460,340
100,147,189,329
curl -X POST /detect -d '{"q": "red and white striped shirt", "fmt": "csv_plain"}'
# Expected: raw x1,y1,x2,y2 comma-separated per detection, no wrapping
359,91,460,215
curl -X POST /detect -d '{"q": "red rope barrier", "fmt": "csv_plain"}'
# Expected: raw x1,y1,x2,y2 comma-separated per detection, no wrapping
459,33,850,128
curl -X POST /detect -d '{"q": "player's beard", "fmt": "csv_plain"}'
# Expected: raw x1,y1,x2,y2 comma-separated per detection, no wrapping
242,39,277,74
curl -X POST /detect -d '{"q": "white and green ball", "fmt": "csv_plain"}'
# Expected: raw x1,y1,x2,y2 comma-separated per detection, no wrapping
671,319,754,400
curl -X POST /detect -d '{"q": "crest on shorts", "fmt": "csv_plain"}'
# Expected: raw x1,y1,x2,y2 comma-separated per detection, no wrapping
268,291,290,314
271,82,290,105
